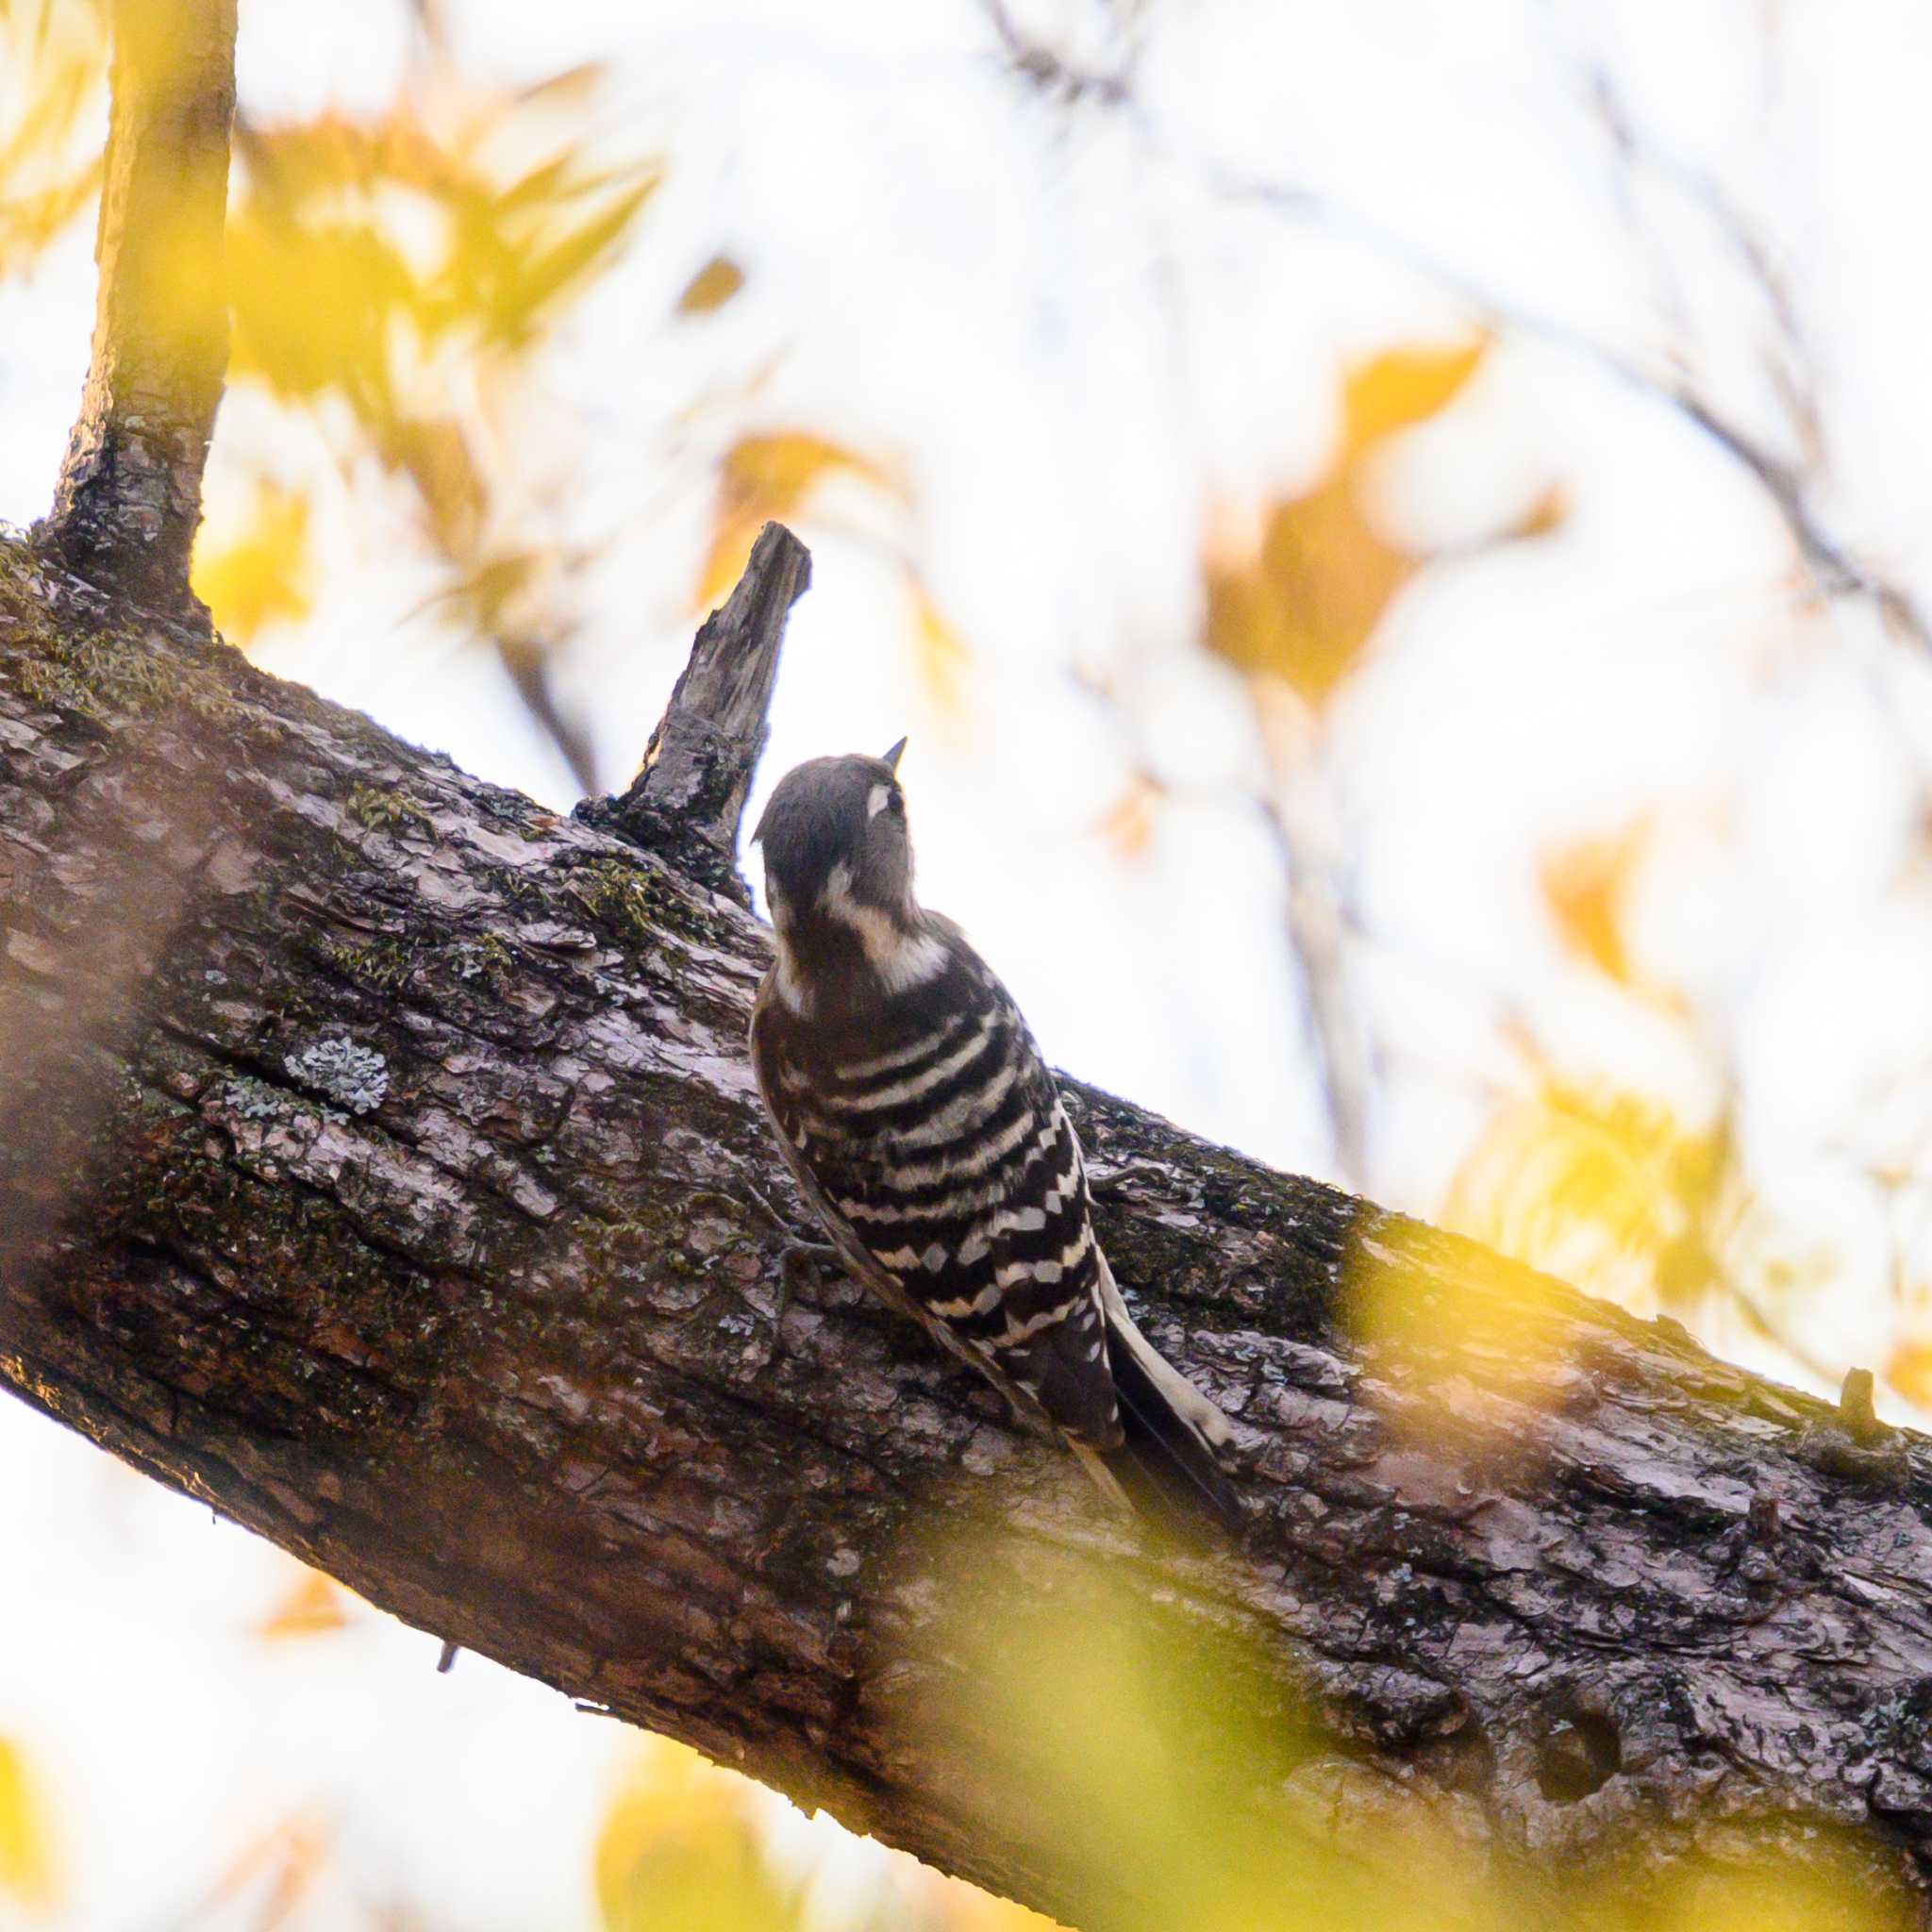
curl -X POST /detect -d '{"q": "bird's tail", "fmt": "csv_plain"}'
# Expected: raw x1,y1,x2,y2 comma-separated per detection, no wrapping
1082,1260,1242,1536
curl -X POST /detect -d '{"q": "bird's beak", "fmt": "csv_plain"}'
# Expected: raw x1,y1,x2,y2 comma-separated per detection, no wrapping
881,736,908,774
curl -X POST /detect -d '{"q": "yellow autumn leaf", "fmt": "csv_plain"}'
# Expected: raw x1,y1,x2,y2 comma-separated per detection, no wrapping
1094,771,1163,862
1204,471,1411,706
1442,1080,1728,1317
1540,817,1651,987
908,581,975,722
0,1736,58,1910
463,175,658,351
596,1741,801,1932
698,432,898,607
677,254,745,314
228,93,656,407
200,1815,331,1925
225,205,416,408
1538,813,1687,1010
192,480,315,644
1201,337,1495,709
375,414,488,558
1886,1334,1932,1411
1341,338,1488,447
256,1570,350,1641
193,478,314,631
0,0,106,278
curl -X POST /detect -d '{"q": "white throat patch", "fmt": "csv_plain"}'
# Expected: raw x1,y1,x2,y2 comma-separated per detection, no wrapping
820,861,947,993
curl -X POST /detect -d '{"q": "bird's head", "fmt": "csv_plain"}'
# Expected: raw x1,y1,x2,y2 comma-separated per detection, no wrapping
752,740,918,950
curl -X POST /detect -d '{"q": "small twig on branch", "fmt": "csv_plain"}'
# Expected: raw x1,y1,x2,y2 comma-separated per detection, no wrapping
575,521,811,905
39,0,238,613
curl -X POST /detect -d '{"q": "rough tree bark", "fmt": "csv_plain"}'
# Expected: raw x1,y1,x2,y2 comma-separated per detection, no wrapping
9,8,1932,1924
5,525,1932,1927
38,0,237,607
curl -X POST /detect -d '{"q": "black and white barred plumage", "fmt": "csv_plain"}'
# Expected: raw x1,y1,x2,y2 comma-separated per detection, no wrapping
748,745,1240,1530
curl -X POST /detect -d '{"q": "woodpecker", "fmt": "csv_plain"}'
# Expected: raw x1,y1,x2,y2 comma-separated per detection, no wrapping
747,741,1241,1531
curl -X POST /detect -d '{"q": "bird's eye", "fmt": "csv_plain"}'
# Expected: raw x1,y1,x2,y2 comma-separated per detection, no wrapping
888,788,904,816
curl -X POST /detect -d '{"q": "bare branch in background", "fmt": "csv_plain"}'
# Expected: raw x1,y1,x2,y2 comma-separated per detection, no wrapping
497,631,600,797
975,0,1931,653
40,0,237,610
1257,781,1374,1187
1074,666,1377,1190
981,0,1133,107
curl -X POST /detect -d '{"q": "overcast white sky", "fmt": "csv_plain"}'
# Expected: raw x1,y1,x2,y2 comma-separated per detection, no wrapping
6,2,1932,1925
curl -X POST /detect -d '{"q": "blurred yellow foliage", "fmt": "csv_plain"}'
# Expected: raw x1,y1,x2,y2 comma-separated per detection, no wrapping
903,1520,1917,1932
1641,1835,1916,1932
255,1568,350,1641
906,1529,1374,1932
208,61,658,781
1885,1335,1932,1409
192,479,314,642
1203,336,1565,713
698,434,980,729
227,107,657,391
596,1740,802,1932
0,1736,57,1911
1443,1079,1729,1317
1095,769,1164,862
1540,815,1680,1003
698,431,900,608
200,1813,330,1928
0,0,105,279
1342,341,1487,445
1203,340,1493,708
909,580,977,725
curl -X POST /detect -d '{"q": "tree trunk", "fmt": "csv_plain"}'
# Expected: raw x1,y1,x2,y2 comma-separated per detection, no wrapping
4,531,1932,1927
40,0,237,606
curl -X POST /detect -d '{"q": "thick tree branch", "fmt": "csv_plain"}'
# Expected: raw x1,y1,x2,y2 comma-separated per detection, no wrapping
39,0,237,608
6,531,1932,1924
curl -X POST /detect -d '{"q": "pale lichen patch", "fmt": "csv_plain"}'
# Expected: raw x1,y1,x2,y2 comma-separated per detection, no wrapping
284,1036,390,1115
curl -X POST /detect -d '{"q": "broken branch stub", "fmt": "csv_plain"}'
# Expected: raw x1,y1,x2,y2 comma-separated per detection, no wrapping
577,521,811,903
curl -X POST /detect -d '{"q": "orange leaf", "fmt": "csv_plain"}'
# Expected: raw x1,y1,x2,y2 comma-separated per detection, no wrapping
677,254,744,314
1199,337,1491,708
1507,481,1569,541
1538,817,1651,988
1093,772,1163,862
257,1571,349,1641
1202,475,1410,707
1341,338,1487,449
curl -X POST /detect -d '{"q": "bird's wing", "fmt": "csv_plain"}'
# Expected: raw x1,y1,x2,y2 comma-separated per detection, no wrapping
748,965,1120,1436
749,970,987,1362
